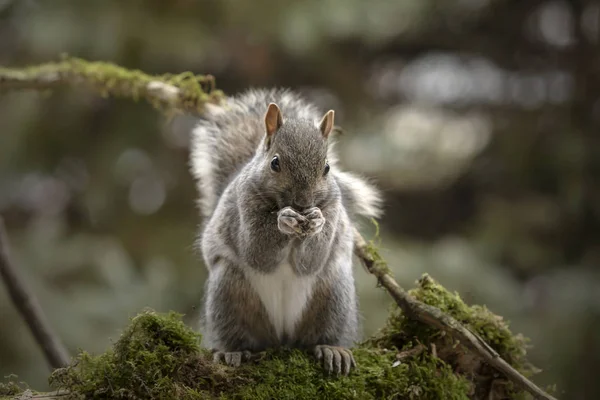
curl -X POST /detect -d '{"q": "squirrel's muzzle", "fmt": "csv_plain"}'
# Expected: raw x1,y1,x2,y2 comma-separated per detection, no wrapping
292,193,314,211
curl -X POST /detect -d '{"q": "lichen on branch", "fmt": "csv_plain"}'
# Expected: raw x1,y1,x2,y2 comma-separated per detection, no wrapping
0,56,224,114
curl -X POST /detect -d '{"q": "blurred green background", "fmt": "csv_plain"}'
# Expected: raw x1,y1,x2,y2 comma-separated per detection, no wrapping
1,0,599,398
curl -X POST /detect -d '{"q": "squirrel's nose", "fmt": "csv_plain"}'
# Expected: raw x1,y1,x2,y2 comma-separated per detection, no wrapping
292,197,312,210
292,190,314,210
292,201,310,211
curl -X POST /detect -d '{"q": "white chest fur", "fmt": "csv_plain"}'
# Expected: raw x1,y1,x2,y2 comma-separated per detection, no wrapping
244,261,317,341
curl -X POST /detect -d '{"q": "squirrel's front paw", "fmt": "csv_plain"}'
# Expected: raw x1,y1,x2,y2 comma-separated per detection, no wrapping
302,207,325,237
212,350,252,367
313,345,356,376
277,207,307,235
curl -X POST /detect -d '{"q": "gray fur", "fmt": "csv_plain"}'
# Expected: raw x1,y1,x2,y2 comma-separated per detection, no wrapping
189,88,382,373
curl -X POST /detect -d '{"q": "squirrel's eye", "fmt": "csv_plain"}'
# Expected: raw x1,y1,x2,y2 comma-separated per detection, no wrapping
270,156,280,172
324,162,330,176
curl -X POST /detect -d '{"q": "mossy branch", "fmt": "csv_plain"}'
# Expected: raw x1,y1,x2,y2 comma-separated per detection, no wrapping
0,56,224,114
353,227,557,400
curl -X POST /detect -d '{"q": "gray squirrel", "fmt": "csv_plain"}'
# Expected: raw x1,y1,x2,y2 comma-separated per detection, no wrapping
189,88,382,375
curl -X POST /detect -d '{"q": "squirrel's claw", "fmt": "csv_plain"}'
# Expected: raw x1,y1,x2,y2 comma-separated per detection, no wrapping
302,207,325,236
277,207,307,235
212,350,252,367
313,345,355,376
340,349,354,375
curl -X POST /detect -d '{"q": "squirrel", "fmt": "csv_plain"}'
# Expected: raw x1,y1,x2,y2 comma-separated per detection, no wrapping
189,88,382,375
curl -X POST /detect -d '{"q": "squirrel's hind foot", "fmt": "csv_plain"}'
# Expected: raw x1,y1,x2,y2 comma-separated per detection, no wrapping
313,345,356,376
212,350,252,367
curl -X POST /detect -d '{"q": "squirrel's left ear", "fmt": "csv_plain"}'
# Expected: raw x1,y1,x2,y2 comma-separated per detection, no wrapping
265,103,283,137
319,110,335,139
264,103,283,150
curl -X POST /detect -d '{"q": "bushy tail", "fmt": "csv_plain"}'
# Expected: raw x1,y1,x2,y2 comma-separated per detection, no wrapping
190,103,253,218
334,170,383,220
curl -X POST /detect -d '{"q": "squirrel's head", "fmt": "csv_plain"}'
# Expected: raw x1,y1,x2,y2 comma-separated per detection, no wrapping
259,102,335,211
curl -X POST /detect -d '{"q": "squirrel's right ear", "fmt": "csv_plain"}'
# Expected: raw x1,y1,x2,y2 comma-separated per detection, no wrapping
319,110,335,139
265,103,283,138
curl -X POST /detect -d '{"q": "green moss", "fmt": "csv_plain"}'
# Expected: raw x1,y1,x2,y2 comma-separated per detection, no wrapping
364,219,392,276
370,274,539,399
49,310,228,399
48,308,472,400
43,275,543,399
0,375,27,397
231,347,470,400
0,55,224,115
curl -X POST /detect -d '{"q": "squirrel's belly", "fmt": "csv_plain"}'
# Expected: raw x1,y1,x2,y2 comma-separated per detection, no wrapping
244,261,316,341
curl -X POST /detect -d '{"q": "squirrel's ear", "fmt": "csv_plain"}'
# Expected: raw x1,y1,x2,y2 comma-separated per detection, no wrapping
319,110,335,138
265,103,283,138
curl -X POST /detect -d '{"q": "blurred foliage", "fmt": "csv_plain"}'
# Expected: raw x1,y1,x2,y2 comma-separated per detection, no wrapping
1,0,599,398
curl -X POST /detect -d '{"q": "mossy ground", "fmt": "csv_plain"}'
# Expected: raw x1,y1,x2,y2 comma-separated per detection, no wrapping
45,309,470,400
2,276,541,400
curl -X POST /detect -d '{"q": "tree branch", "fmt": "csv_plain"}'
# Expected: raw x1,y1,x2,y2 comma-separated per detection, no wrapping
0,57,224,114
352,228,557,400
0,218,70,370
8,390,70,400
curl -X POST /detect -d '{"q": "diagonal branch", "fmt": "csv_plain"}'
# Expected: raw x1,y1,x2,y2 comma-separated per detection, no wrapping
0,218,70,369
352,228,557,400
